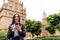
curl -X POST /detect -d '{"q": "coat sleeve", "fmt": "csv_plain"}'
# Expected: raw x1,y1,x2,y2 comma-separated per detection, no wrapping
18,24,26,37
7,24,14,38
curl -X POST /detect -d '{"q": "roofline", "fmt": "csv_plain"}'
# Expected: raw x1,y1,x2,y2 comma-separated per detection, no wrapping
0,8,26,15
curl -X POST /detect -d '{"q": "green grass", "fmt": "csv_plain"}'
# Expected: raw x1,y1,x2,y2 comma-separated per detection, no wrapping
0,31,7,40
0,31,7,36
0,31,60,40
27,36,60,40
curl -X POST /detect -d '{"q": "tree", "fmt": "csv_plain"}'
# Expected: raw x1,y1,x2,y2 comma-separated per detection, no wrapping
46,25,55,34
35,29,41,37
56,23,60,31
34,21,42,37
47,14,58,26
46,13,60,34
25,19,42,38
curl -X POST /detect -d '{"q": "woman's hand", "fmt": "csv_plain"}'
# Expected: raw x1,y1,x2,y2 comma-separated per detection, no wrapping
12,25,22,32
12,26,16,32
17,26,22,32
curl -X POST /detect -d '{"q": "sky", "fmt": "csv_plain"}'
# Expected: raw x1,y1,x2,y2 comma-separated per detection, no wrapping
0,0,60,21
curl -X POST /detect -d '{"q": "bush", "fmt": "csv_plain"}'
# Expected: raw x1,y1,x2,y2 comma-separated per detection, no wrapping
27,36,60,40
0,36,8,40
0,31,8,40
0,31,60,40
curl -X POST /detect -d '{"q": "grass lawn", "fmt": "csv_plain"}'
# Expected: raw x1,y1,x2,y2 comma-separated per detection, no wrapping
0,31,7,36
0,31,60,40
0,31,7,40
27,36,60,40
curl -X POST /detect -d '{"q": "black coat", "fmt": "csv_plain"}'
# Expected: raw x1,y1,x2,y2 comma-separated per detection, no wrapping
7,23,26,40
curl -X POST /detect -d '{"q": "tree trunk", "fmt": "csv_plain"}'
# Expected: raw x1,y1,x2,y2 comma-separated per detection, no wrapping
32,33,34,38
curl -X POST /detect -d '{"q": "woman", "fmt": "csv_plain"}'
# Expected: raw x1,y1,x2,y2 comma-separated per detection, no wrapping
7,14,26,40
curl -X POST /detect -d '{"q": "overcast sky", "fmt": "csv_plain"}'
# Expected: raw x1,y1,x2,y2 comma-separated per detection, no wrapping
0,0,60,21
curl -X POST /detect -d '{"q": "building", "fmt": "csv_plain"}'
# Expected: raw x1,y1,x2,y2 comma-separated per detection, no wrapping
41,11,50,37
0,0,26,31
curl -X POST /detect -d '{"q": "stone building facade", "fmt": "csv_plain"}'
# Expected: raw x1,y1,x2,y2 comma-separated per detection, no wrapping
0,0,26,31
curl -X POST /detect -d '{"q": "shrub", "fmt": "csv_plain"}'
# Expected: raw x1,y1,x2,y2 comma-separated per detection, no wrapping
0,31,8,40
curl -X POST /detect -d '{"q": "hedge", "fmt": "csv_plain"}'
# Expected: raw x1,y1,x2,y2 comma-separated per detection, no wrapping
0,31,60,40
0,31,7,40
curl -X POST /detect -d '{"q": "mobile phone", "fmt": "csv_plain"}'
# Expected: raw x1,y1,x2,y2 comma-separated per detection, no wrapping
15,23,18,25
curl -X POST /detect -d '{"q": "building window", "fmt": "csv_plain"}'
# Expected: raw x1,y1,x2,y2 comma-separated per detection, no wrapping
4,12,7,15
5,12,7,14
20,9,23,12
8,0,13,2
15,2,18,5
8,13,13,17
9,6,13,9
15,8,18,11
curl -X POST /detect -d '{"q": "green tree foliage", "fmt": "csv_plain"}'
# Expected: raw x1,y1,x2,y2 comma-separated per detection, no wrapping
34,21,42,36
46,25,55,34
47,14,58,26
56,23,60,31
46,13,60,34
25,19,42,37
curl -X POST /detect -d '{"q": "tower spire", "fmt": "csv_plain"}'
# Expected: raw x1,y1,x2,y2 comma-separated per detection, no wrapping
43,10,47,18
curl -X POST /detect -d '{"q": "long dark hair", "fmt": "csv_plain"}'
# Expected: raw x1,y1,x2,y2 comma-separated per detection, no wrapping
12,14,20,24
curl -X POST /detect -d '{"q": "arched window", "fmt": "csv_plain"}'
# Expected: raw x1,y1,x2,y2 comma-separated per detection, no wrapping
8,0,13,2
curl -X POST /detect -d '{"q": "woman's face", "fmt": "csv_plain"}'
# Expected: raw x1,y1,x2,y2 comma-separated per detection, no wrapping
14,15,19,23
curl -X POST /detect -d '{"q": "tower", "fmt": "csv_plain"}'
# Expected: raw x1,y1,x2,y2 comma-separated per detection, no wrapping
40,11,50,37
42,11,47,28
43,11,47,18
